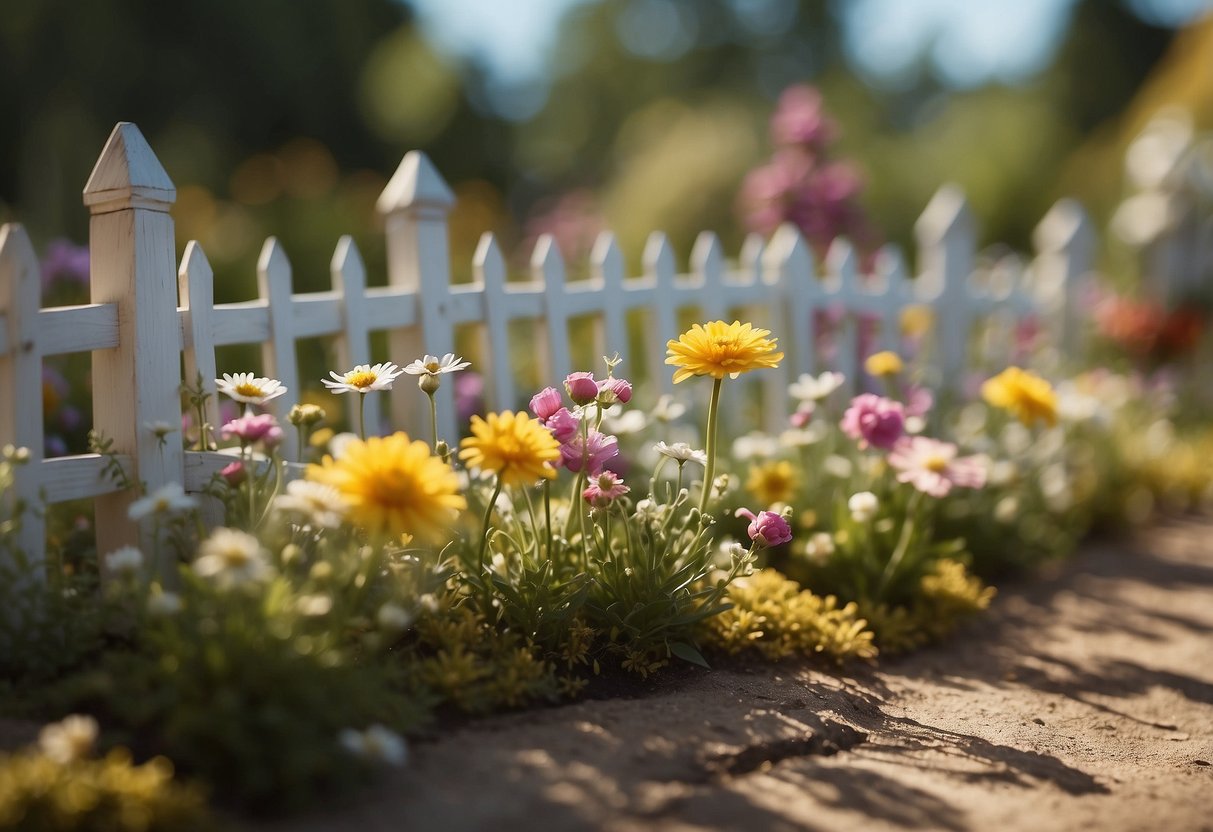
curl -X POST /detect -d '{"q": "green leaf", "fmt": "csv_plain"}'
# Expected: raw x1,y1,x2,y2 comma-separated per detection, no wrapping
669,641,710,669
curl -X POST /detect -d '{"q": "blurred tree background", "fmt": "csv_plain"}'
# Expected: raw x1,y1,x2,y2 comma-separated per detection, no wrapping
2,0,1211,297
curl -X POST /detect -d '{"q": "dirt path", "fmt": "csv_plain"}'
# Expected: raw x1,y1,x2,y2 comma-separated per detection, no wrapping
269,517,1213,832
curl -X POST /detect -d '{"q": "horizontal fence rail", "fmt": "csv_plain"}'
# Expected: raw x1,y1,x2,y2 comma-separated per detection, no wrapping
0,121,1096,574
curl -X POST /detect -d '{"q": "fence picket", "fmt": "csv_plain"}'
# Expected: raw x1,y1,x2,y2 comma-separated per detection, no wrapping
257,238,301,460
1032,199,1094,358
643,232,678,399
534,235,571,389
179,241,220,451
592,232,629,377
915,185,976,389
332,236,373,434
475,233,516,411
0,225,46,573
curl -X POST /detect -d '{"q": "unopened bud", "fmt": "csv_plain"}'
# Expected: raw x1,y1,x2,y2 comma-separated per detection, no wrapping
418,373,442,395
288,403,326,427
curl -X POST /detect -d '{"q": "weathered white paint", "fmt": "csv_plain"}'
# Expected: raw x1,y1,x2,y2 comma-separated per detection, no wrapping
84,123,184,573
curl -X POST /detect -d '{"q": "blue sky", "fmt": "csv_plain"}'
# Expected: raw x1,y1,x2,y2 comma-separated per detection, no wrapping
408,0,1213,88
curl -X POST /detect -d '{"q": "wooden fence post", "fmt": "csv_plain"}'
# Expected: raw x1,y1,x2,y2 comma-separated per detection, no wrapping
0,225,46,572
83,123,185,568
644,232,678,399
915,184,975,389
378,151,456,442
1032,199,1094,360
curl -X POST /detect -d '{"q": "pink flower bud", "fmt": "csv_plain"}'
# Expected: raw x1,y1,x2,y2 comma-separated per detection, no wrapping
221,413,283,446
840,394,905,450
735,507,793,548
220,461,246,487
545,408,579,444
597,376,632,405
529,386,564,421
564,372,599,406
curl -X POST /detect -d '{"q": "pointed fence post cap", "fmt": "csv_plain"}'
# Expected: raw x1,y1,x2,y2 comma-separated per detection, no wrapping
914,183,973,243
1033,198,1094,254
83,123,175,214
377,150,456,216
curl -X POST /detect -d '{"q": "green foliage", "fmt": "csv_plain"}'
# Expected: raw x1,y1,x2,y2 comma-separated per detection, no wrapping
701,568,877,662
0,749,213,832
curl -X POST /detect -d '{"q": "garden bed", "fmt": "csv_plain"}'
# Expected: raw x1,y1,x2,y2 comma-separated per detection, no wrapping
257,517,1213,832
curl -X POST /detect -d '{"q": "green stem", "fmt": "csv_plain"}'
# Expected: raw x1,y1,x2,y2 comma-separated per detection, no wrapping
356,393,366,440
243,442,256,527
428,390,439,454
477,473,506,612
543,480,552,561
697,377,723,516
879,489,923,598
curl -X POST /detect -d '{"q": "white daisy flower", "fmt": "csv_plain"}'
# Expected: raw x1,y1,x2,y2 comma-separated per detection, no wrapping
104,545,143,576
403,353,471,376
803,532,835,563
39,715,98,763
376,602,412,633
215,373,288,406
339,724,408,766
147,588,183,617
273,480,347,528
654,441,708,467
128,483,197,522
322,362,406,394
192,527,274,589
848,491,879,523
651,394,687,423
789,371,845,402
732,432,780,461
297,593,334,616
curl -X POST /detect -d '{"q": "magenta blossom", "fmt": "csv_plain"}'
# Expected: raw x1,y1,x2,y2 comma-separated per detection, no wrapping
221,413,284,447
735,508,793,548
887,436,986,498
529,386,564,421
559,429,618,476
564,372,599,406
597,376,632,405
583,471,630,508
545,407,579,444
840,394,905,450
220,461,246,487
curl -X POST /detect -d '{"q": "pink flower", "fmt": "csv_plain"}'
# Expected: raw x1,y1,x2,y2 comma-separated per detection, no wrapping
564,372,599,406
735,508,793,548
221,413,283,447
529,386,564,421
597,376,632,405
560,430,618,476
888,436,986,498
220,461,246,487
583,471,630,507
904,385,934,419
840,394,905,450
545,408,579,444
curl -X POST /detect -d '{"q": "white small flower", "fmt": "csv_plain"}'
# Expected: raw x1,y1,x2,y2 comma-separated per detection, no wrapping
339,724,408,766
651,394,686,423
732,432,780,461
789,371,845,402
296,594,333,616
376,602,412,633
779,423,827,447
144,421,177,439
274,480,347,528
803,532,835,563
654,441,708,466
128,483,197,522
823,455,853,479
39,715,98,763
403,353,471,376
322,362,405,394
994,496,1020,523
104,545,143,576
988,459,1019,487
192,527,274,589
328,432,359,460
215,372,288,406
848,491,879,523
147,589,183,617
603,409,647,435
904,415,926,435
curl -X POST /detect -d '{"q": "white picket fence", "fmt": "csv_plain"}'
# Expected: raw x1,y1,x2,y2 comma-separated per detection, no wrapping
0,122,1094,571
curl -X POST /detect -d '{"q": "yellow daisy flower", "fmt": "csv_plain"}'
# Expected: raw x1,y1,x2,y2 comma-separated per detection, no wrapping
981,367,1058,427
459,411,561,488
665,321,784,384
746,459,798,506
864,351,904,377
308,432,466,542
